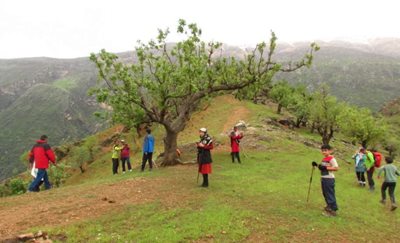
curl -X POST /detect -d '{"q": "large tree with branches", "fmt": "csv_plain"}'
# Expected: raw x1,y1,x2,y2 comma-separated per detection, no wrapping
89,19,319,166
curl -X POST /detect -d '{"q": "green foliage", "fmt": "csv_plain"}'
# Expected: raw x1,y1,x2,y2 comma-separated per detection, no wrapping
48,164,69,188
9,178,27,195
339,106,387,147
308,84,344,145
269,80,294,114
89,19,318,165
287,85,313,127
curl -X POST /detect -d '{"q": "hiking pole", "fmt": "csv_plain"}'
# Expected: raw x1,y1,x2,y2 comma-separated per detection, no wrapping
307,162,317,203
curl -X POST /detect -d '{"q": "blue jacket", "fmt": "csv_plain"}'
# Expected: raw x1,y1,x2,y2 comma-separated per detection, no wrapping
143,134,155,153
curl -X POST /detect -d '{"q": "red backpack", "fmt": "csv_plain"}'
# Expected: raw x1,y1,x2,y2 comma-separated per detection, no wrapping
373,152,382,168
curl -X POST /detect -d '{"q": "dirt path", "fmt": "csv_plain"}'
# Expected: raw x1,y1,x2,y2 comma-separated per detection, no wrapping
0,165,201,241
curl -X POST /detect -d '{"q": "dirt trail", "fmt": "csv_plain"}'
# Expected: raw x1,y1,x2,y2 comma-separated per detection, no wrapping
0,166,201,240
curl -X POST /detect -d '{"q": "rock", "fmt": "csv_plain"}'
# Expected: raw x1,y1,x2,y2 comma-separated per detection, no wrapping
18,233,34,241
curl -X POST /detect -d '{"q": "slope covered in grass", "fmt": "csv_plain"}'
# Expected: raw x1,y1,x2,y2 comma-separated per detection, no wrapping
1,96,399,242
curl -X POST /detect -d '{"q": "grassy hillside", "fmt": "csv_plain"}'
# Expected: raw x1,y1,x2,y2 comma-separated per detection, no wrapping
1,96,399,242
2,40,400,179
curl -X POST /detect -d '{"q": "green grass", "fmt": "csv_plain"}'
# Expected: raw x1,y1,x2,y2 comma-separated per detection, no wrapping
38,146,400,242
46,200,252,242
53,79,78,91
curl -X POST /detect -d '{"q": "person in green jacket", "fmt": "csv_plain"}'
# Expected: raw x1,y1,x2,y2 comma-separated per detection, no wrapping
361,148,376,191
112,140,123,175
377,157,400,211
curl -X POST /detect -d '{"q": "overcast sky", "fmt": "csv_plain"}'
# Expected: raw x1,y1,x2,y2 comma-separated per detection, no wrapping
0,0,399,58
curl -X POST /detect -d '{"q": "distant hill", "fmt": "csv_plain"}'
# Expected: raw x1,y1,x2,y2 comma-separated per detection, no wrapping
0,57,103,180
1,38,400,180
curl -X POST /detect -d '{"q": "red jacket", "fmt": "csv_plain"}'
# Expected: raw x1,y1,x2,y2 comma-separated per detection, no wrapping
230,133,243,152
29,140,56,169
121,145,130,158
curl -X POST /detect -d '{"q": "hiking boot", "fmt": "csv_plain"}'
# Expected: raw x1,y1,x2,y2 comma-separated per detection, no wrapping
324,206,331,212
391,204,398,211
380,199,386,205
322,210,336,217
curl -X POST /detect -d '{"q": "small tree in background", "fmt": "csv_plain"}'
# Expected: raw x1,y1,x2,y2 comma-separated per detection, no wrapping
90,19,319,166
288,85,313,127
309,84,344,145
339,106,386,148
269,80,294,114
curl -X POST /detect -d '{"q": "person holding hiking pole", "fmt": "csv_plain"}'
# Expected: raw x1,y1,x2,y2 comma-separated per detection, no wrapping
230,126,243,163
28,135,56,192
197,128,213,188
312,144,339,216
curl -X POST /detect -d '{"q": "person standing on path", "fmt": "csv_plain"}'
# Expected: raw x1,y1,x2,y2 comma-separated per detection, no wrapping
197,128,214,188
141,128,155,171
230,126,243,163
112,140,123,174
120,140,132,173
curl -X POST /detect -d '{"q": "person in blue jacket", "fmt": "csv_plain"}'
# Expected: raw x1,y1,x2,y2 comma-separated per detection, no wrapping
141,128,155,171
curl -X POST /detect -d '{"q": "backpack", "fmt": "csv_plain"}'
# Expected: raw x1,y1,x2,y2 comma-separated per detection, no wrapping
373,152,382,168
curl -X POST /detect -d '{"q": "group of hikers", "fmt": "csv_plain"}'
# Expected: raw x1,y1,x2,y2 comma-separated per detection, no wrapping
311,145,399,217
351,147,399,211
26,125,399,217
111,128,155,174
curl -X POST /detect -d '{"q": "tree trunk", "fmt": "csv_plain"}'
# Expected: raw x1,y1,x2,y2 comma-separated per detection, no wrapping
277,104,282,114
160,129,180,166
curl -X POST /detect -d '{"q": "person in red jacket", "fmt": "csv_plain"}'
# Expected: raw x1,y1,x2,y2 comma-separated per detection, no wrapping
120,140,132,173
28,135,56,192
230,126,243,163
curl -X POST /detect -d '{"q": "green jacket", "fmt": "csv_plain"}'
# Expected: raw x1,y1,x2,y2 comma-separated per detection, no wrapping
112,145,123,159
364,151,375,170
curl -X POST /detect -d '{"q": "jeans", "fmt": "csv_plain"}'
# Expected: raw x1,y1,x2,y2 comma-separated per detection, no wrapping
231,152,241,163
381,182,396,204
321,178,338,211
367,169,375,189
141,152,153,171
121,157,132,172
29,169,51,191
112,158,119,174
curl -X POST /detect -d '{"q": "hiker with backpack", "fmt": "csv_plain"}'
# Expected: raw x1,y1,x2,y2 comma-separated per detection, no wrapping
230,126,243,163
112,140,123,174
377,157,399,211
352,148,367,187
197,128,214,188
361,148,377,191
141,128,155,172
120,140,132,173
28,135,56,192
